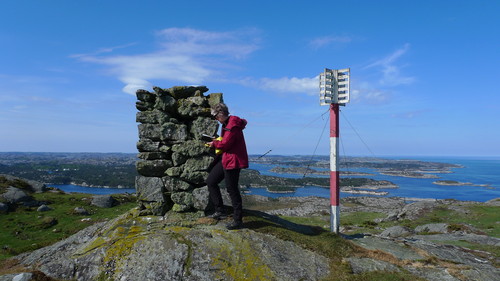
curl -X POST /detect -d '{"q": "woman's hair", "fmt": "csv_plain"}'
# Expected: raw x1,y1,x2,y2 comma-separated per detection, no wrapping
211,103,229,116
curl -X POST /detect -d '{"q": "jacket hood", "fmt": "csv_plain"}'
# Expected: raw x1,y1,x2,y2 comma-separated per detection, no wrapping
226,115,247,130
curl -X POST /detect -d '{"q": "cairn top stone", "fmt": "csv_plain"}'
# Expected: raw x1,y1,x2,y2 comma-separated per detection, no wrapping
152,85,209,99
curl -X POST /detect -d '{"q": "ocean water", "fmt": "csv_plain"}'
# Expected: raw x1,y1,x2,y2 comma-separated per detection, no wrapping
52,156,500,202
246,156,500,202
51,184,135,195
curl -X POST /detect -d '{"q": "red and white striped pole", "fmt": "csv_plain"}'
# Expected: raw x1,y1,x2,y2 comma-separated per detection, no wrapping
329,103,340,233
320,67,349,234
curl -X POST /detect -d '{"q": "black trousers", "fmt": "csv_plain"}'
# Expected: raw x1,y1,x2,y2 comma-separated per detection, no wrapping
206,159,243,222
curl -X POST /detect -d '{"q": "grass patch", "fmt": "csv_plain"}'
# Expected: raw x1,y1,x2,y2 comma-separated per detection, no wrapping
391,205,500,238
280,215,330,230
242,196,301,212
0,191,136,261
341,212,386,226
465,205,500,237
339,212,386,234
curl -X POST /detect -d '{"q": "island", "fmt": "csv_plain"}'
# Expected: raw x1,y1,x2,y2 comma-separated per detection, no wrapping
379,170,440,179
1,153,472,197
240,169,397,195
251,155,462,180
433,180,492,188
269,166,373,176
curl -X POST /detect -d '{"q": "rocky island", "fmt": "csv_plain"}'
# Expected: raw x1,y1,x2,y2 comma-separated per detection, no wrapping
433,180,492,188
239,169,398,195
379,170,441,179
253,155,462,180
269,166,373,176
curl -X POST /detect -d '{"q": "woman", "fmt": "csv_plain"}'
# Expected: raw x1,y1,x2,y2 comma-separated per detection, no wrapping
206,103,248,230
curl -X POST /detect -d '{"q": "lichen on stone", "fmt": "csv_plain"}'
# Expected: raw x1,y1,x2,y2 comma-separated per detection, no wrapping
135,86,221,215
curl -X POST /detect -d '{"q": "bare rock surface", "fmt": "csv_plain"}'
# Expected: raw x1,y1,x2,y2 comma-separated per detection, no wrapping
346,257,400,273
250,195,500,281
411,232,500,246
414,223,449,234
347,234,499,281
14,211,330,281
380,225,414,237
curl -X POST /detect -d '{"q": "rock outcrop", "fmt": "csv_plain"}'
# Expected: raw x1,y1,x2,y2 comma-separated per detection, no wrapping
14,211,330,281
135,86,223,215
0,175,47,212
255,195,500,281
0,174,47,193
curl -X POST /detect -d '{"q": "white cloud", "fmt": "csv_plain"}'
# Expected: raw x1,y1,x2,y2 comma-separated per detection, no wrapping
70,43,138,59
156,28,259,59
351,87,391,104
309,35,352,49
348,79,392,104
121,78,152,95
391,110,428,119
364,43,415,86
73,28,261,95
241,76,319,95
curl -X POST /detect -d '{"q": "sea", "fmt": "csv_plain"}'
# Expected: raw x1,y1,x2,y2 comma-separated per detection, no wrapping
52,156,500,202
50,185,136,195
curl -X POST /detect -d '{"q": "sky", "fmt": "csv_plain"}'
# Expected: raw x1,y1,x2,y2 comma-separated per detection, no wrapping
1,0,499,157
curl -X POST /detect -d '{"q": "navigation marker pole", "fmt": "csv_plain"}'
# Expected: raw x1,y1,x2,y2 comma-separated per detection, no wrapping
319,68,350,234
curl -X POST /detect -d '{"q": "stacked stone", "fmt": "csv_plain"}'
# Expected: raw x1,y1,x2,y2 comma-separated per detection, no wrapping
135,86,223,215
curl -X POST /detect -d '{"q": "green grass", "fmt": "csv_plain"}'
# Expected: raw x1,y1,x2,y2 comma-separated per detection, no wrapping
0,191,136,261
465,205,500,237
278,212,389,235
389,205,500,238
341,212,386,227
280,215,330,229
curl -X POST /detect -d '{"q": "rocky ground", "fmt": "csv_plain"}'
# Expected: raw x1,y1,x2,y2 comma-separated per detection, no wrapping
247,195,500,281
4,213,330,281
2,184,499,280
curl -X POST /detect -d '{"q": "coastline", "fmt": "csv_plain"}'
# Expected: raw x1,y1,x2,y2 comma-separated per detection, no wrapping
63,182,132,189
379,171,440,179
433,180,492,188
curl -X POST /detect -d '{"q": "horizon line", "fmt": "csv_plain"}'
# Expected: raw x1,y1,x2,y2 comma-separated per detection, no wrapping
1,151,499,159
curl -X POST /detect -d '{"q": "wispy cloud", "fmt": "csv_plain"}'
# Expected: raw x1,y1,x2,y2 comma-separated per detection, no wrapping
350,86,391,104
156,28,259,59
241,76,319,96
391,110,429,119
73,28,261,95
309,35,352,49
364,43,415,86
70,43,138,59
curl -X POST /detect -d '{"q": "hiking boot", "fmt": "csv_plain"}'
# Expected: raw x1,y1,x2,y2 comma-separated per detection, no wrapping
206,211,226,220
226,220,243,230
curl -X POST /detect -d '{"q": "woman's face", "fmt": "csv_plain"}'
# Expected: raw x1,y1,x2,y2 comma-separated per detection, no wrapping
214,112,229,123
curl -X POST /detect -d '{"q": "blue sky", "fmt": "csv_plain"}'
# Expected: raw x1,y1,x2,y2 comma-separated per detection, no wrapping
1,0,499,157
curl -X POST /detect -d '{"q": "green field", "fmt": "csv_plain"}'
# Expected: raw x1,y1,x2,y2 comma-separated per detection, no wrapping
0,190,136,261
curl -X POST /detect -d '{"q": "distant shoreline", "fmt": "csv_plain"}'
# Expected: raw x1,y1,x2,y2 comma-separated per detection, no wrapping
432,180,492,188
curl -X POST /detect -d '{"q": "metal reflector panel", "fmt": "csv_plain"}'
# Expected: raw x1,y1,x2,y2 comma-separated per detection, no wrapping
319,68,350,105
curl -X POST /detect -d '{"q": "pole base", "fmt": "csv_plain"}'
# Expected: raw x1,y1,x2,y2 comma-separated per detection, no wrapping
330,205,340,234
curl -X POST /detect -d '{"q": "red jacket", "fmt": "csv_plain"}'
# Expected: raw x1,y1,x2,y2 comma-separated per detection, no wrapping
212,116,249,170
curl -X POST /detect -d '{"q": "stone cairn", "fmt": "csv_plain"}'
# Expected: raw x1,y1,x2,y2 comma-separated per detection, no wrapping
135,86,222,215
